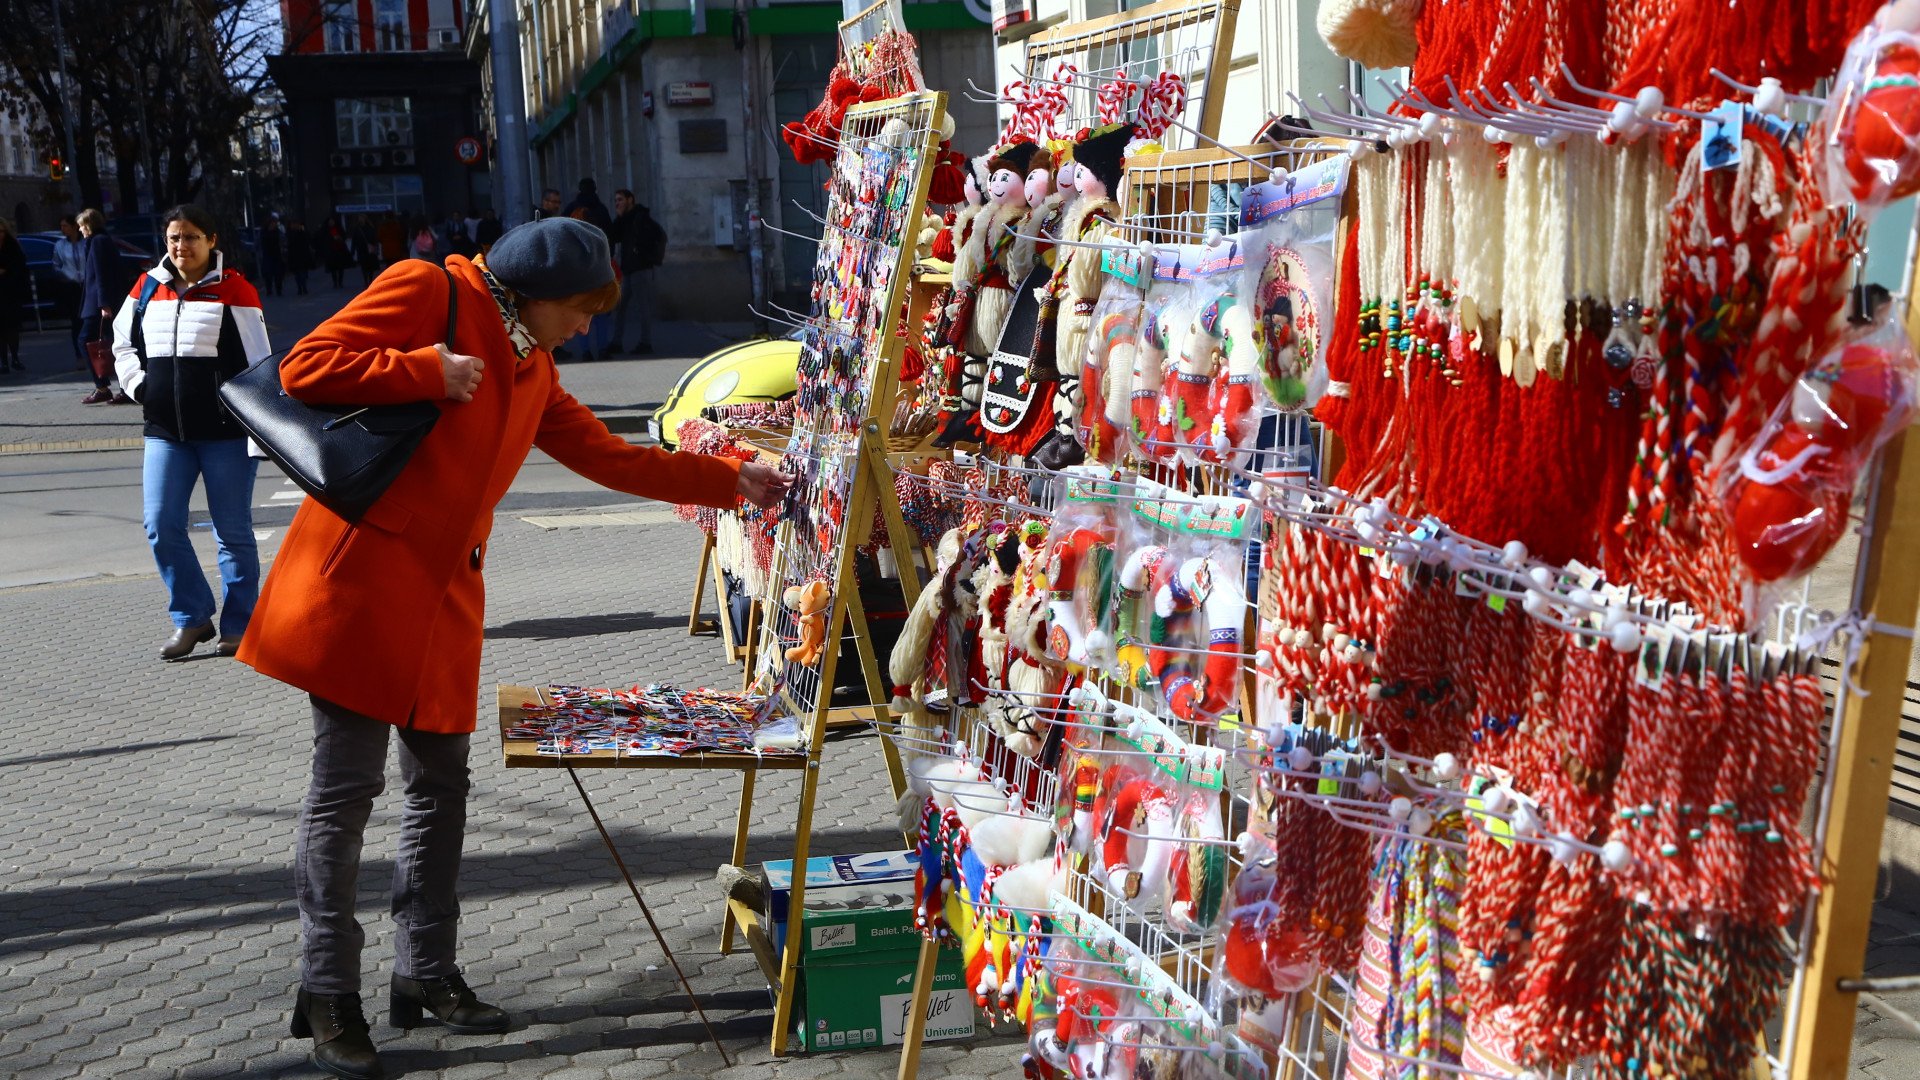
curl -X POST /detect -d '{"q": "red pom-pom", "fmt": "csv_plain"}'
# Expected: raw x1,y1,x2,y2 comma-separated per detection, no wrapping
931,227,957,262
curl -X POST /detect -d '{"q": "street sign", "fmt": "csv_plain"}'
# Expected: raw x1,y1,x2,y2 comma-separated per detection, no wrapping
455,136,484,165
667,82,714,107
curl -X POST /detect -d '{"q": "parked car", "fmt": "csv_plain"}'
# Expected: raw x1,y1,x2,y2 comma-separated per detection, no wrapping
16,232,156,329
649,331,802,448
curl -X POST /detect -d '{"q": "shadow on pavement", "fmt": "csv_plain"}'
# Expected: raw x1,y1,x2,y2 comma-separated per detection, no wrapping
484,611,684,641
0,827,892,960
0,733,242,769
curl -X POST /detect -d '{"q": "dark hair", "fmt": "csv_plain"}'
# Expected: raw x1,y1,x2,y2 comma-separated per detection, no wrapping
541,187,562,200
162,204,219,240
59,213,77,227
614,188,634,200
578,178,597,193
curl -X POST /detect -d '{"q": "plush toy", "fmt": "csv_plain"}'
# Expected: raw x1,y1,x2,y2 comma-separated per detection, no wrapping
1131,305,1176,458
1114,543,1175,689
952,140,1047,358
1049,124,1132,379
782,579,832,666
1165,789,1228,932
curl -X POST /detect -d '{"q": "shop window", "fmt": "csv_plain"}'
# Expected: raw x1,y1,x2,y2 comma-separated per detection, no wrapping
329,173,426,216
335,97,414,149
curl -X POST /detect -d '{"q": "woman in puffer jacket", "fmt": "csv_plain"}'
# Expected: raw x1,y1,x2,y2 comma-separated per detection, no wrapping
113,204,272,661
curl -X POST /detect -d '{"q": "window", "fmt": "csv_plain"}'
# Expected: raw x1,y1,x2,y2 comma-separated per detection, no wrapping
323,0,359,52
374,0,410,51
334,97,413,149
331,174,425,216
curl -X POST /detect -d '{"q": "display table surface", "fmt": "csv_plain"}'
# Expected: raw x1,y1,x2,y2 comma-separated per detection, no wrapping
497,684,869,770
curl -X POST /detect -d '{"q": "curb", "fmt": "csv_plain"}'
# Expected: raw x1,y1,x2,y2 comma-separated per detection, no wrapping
0,437,145,455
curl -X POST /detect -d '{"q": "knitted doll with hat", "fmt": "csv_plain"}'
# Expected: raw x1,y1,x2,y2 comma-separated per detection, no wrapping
931,156,994,445
951,139,1047,359
1048,123,1132,380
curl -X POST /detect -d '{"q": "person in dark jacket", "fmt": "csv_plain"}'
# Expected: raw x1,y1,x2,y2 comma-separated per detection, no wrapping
561,178,613,234
609,189,664,354
473,207,503,253
322,214,353,289
0,218,26,372
260,212,287,296
112,204,273,661
288,220,315,295
78,208,134,404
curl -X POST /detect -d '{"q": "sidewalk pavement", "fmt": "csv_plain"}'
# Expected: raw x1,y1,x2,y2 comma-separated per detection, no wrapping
0,510,1020,1079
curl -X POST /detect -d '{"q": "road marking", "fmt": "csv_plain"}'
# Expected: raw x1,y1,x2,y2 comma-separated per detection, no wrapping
270,490,305,501
255,529,275,541
518,510,679,530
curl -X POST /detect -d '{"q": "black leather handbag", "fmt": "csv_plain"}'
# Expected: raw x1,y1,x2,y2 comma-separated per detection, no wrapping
218,267,456,523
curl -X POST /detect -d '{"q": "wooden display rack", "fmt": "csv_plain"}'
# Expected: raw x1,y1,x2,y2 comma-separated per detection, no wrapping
500,90,949,1060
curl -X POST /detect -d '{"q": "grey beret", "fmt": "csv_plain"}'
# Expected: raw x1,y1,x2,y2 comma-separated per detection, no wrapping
485,217,613,299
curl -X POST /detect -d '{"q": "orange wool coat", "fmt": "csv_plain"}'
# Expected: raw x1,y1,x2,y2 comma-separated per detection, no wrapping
237,257,742,733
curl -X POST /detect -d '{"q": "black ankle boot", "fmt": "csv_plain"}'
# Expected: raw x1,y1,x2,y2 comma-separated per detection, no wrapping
290,988,385,1079
389,972,510,1034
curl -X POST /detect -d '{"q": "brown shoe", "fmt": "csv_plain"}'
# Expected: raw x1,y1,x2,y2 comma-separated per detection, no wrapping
216,635,242,657
111,391,135,405
160,623,215,661
81,388,113,405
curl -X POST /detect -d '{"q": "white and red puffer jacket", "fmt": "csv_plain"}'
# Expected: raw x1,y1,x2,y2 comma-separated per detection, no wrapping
111,253,272,442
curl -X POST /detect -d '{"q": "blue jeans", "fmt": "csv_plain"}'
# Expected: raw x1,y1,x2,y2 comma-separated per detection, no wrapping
142,436,259,636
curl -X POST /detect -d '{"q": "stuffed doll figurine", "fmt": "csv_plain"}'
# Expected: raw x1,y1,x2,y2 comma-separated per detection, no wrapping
1049,123,1132,380
932,158,994,445
950,139,1046,359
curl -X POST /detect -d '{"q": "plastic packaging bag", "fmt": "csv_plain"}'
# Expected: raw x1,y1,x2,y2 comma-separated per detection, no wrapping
1239,156,1347,411
1077,248,1154,464
1130,247,1200,462
1043,467,1121,671
1159,241,1249,464
1721,317,1918,584
1827,0,1920,212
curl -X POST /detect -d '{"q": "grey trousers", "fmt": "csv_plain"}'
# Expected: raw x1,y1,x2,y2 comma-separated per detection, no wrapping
295,695,472,994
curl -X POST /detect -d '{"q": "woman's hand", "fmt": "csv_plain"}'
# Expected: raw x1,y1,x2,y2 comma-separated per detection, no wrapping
735,460,792,509
438,343,485,402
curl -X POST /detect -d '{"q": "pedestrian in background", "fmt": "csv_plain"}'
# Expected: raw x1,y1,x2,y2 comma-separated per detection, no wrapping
532,187,562,220
237,217,789,1080
0,218,26,373
610,188,663,355
322,214,352,290
78,209,134,405
377,212,405,267
288,220,314,296
409,215,437,261
562,178,613,234
473,207,502,254
352,216,381,287
54,215,87,369
112,204,271,662
259,212,287,297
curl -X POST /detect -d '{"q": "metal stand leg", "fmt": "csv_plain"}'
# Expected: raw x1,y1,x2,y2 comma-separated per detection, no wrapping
565,766,734,1066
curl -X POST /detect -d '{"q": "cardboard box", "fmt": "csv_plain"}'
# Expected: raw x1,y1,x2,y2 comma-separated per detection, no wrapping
763,851,917,922
796,944,973,1052
763,851,917,955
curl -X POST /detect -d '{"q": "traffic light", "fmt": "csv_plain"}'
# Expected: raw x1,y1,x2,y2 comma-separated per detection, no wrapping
48,155,64,180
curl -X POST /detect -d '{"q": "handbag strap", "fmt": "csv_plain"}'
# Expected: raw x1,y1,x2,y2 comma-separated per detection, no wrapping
442,267,459,350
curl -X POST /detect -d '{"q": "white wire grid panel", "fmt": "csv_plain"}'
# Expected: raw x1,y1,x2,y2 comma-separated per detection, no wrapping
1119,141,1348,246
751,93,945,722
1000,0,1239,152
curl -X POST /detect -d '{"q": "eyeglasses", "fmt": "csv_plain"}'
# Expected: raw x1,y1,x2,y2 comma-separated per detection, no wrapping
166,234,208,245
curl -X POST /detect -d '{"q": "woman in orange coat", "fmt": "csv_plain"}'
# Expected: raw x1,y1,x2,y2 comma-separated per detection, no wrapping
239,218,789,1080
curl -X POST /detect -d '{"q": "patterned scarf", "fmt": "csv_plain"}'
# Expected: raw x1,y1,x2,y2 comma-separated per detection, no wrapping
472,256,539,361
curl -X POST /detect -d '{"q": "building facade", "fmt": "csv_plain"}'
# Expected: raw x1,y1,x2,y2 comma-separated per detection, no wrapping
473,0,997,323
271,0,491,226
